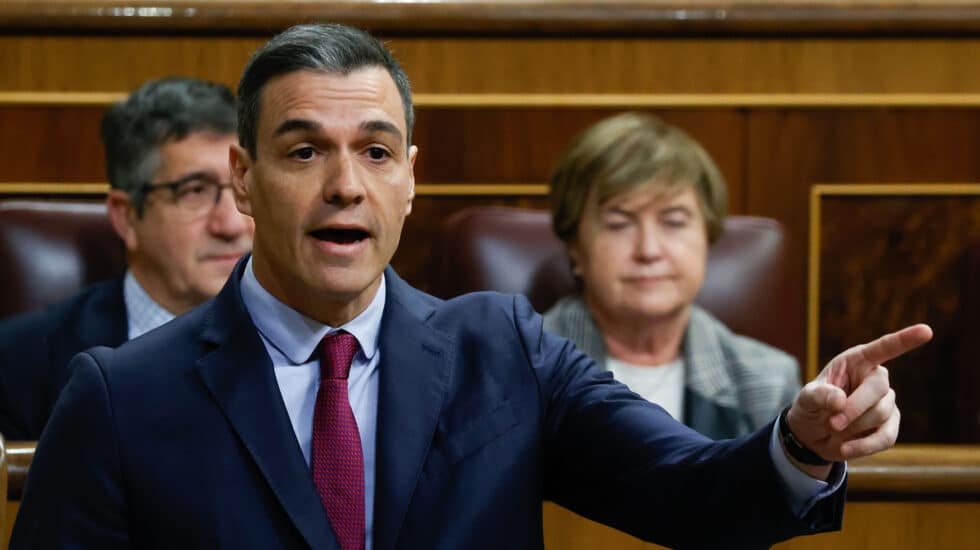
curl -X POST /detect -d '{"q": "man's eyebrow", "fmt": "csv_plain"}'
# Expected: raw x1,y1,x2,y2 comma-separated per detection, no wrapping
273,118,321,138
360,120,403,143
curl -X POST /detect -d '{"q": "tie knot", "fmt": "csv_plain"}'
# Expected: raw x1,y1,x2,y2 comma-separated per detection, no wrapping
319,331,359,380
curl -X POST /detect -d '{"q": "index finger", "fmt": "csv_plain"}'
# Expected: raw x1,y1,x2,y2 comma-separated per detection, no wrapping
853,324,933,370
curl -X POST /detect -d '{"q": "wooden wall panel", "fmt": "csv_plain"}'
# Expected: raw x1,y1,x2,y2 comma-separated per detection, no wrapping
543,501,980,550
0,105,744,203
746,109,980,366
376,108,745,207
817,192,980,444
9,36,980,94
0,106,106,182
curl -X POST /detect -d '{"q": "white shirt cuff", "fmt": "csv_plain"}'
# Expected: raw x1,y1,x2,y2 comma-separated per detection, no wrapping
769,419,847,517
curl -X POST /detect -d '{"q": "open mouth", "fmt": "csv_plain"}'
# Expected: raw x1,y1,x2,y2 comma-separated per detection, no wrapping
310,227,370,244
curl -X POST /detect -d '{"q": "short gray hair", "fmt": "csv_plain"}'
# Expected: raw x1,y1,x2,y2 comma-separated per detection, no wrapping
101,77,237,215
237,23,414,157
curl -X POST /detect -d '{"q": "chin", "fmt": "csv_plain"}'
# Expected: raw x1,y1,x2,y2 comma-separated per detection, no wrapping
311,270,380,299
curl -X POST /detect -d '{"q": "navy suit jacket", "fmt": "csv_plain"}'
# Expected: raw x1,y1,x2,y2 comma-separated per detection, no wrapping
12,261,843,549
0,277,127,440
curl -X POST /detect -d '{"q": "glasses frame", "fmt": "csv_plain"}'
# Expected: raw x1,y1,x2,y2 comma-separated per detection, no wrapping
139,172,233,217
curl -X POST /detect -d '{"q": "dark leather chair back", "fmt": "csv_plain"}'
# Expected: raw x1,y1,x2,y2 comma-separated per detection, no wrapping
440,206,791,354
0,200,125,319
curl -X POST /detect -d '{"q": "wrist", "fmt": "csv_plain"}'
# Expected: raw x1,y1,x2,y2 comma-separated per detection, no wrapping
778,406,831,466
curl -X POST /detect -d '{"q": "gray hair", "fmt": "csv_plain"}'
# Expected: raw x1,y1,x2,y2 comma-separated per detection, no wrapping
237,23,414,157
101,77,237,215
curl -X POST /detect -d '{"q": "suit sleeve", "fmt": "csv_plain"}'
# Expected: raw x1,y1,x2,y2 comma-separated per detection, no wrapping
10,350,131,549
0,326,53,441
517,296,844,548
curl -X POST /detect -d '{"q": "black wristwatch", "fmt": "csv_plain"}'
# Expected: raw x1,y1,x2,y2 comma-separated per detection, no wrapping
778,406,832,466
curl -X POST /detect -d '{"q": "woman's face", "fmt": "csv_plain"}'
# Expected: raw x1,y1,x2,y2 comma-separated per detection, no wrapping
569,184,709,325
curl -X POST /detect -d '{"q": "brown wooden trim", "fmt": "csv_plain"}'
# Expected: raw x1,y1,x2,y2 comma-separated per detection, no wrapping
848,445,980,497
3,442,31,501
415,184,548,196
0,183,548,197
12,92,980,109
806,183,980,380
5,440,979,501
417,94,980,109
4,1,980,35
0,183,109,196
807,185,822,381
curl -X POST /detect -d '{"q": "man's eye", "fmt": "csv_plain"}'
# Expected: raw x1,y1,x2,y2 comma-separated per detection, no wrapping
367,147,390,161
177,183,208,197
290,147,316,160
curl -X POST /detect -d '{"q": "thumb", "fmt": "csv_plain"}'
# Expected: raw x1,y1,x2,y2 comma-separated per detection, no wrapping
796,381,847,417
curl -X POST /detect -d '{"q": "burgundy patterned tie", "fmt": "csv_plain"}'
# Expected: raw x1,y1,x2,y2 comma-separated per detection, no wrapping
312,331,365,550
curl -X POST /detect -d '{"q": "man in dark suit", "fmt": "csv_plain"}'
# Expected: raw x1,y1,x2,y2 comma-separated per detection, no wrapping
12,24,931,549
0,77,254,440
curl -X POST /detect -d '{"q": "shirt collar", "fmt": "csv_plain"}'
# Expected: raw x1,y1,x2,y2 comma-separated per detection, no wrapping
123,270,176,339
239,256,384,365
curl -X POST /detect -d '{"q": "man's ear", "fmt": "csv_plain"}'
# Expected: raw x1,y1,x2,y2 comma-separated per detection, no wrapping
105,190,140,252
230,144,254,216
404,144,418,216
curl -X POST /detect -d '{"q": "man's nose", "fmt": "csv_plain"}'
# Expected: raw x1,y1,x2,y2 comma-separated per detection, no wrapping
207,188,253,239
323,150,366,206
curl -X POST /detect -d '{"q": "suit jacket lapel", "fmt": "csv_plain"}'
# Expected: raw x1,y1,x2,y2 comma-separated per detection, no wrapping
195,262,338,550
373,269,453,550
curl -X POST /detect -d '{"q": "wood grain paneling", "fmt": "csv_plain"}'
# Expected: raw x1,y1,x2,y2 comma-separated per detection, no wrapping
413,108,745,206
746,109,980,367
7,1,980,35
543,501,980,550
816,191,980,444
9,36,980,95
0,106,107,182
0,105,746,211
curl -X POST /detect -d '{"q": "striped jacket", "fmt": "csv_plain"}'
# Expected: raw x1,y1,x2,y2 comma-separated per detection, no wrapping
543,296,800,439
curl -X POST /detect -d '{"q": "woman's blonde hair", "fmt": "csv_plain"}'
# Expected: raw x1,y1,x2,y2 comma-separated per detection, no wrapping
549,112,728,244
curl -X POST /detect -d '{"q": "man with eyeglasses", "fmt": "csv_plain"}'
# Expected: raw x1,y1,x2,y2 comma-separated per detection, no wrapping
0,77,254,440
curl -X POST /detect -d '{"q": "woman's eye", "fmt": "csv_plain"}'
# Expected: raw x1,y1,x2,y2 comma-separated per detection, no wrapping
662,215,690,229
290,147,315,160
603,220,630,231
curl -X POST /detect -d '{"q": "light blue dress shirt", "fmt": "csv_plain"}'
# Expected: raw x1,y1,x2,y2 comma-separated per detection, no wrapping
240,258,383,550
123,271,176,339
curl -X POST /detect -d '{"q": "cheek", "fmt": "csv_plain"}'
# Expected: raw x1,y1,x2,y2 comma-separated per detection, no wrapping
580,241,623,286
668,239,707,287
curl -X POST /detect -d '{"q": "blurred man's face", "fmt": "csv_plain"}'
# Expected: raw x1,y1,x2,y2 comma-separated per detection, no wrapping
231,68,416,326
113,131,254,314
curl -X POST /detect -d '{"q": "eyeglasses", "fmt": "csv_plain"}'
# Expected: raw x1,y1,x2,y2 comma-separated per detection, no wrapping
140,173,233,219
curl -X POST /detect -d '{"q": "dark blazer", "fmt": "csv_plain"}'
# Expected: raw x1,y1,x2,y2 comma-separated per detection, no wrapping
12,261,844,549
0,277,127,440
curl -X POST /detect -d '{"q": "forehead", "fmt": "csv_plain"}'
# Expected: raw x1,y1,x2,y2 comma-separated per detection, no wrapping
257,67,407,141
596,181,700,213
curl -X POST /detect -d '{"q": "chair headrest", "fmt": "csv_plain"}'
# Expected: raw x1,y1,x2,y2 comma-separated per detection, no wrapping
440,206,791,354
0,200,125,319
